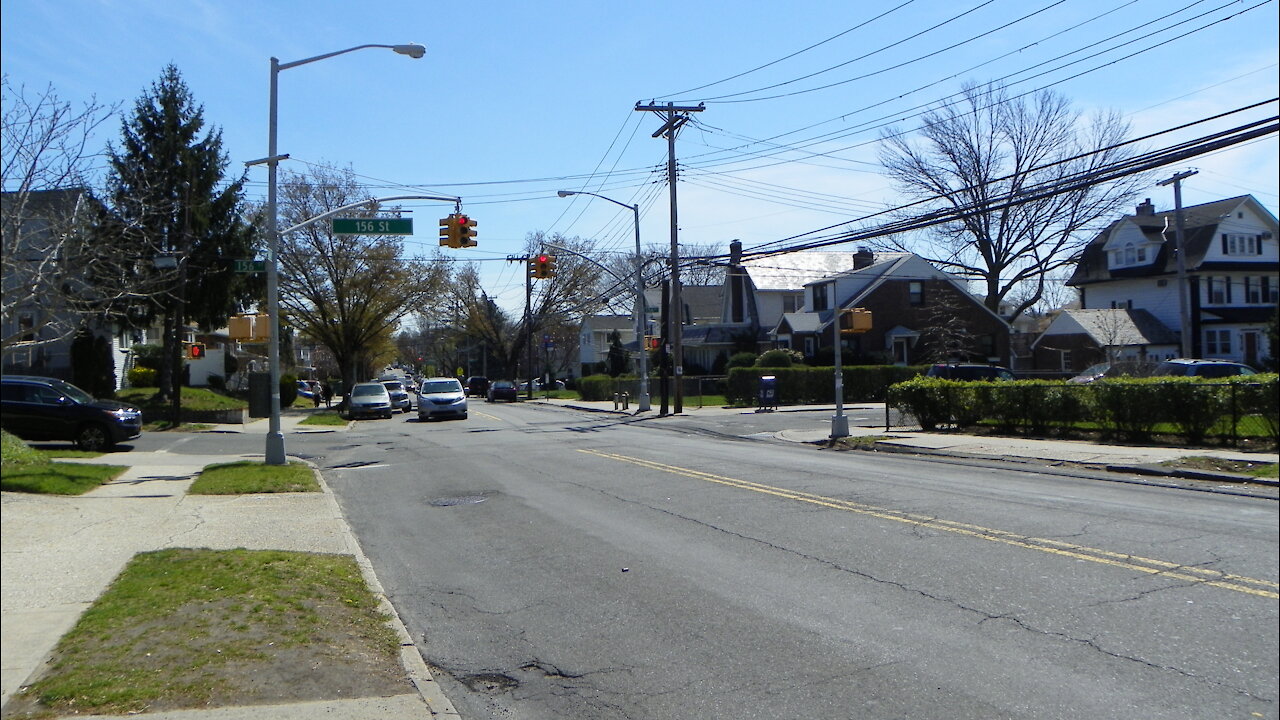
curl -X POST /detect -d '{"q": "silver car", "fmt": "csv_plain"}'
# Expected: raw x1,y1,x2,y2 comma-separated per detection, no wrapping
382,380,412,413
348,382,393,419
417,377,468,421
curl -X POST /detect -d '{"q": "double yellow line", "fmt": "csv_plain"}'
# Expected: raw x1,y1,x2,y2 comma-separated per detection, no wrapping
580,449,1279,600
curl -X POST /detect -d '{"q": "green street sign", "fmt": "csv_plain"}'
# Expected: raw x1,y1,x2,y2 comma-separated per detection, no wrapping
332,218,413,235
234,259,266,273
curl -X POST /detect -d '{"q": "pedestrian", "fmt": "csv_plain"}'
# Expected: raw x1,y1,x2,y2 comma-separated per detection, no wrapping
311,381,322,407
321,382,333,408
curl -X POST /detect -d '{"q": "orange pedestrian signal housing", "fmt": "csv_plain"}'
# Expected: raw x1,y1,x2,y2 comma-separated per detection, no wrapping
839,308,872,334
188,343,206,359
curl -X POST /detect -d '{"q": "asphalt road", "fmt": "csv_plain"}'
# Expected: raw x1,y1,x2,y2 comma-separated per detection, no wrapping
258,403,1274,719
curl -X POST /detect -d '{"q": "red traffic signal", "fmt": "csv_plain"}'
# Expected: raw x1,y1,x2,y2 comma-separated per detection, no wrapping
188,343,206,360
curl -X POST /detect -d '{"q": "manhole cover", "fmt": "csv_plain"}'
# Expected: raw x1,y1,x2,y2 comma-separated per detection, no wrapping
428,495,488,507
460,673,518,693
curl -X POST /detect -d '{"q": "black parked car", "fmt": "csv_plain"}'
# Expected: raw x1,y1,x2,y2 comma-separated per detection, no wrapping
487,379,519,402
925,363,1016,381
0,375,142,451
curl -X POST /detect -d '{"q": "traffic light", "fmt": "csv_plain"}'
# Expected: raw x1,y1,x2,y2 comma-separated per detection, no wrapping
457,215,477,247
439,214,459,248
188,343,206,360
530,253,553,279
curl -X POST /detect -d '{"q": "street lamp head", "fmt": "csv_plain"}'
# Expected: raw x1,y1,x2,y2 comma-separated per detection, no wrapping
393,44,426,59
556,190,575,198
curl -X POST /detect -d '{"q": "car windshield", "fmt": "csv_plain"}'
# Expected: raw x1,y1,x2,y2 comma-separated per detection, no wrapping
383,382,404,392
492,381,513,389
352,384,385,397
50,379,95,404
422,380,461,393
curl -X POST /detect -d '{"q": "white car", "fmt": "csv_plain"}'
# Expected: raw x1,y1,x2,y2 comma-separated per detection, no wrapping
417,377,468,421
348,382,393,419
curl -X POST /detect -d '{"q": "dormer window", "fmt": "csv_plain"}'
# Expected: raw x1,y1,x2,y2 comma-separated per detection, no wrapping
1110,242,1149,268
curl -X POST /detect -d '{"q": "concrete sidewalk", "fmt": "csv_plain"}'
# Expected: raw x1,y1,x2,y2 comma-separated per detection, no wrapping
0,413,459,719
535,397,1279,484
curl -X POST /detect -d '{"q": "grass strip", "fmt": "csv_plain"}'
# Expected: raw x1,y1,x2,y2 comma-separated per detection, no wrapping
188,461,319,495
9,549,403,717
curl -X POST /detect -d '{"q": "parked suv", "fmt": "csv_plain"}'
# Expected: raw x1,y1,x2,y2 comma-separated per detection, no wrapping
925,363,1015,381
464,376,489,398
0,375,143,451
1151,359,1257,378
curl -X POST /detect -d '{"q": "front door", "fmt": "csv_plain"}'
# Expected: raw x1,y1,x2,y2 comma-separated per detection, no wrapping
1242,330,1260,367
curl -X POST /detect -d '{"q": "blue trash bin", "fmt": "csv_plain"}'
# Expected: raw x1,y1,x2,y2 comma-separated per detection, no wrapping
758,375,777,411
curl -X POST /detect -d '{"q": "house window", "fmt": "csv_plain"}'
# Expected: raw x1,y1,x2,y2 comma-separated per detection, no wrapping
908,281,923,306
19,315,36,342
1223,234,1259,255
1136,245,1146,262
812,284,829,311
1246,277,1261,304
1124,244,1136,264
1060,350,1072,372
782,293,800,314
1204,329,1232,356
804,336,816,357
1207,277,1231,305
1265,276,1278,303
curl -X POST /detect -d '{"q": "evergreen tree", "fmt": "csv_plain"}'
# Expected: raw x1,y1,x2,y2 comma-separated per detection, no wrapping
101,65,257,408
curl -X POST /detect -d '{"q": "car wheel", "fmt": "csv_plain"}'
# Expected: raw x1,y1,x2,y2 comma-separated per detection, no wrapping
76,424,112,452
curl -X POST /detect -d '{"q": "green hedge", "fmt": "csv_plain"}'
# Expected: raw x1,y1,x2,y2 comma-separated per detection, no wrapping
886,374,1279,444
726,365,925,405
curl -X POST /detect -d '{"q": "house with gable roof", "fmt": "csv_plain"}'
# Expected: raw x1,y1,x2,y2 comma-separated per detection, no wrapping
1064,195,1278,368
1031,308,1179,373
773,249,1011,366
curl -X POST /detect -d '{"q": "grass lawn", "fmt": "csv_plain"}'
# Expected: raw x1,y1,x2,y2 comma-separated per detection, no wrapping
188,461,319,494
0,430,126,494
117,386,247,411
4,549,404,717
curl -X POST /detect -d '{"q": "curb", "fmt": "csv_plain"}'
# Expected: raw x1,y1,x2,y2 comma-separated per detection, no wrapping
310,465,461,718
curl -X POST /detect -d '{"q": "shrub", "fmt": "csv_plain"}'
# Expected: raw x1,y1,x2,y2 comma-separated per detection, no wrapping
886,377,953,430
1235,375,1279,442
1085,379,1165,441
576,374,616,401
206,374,226,392
130,344,166,371
280,373,298,407
756,349,797,367
1157,377,1231,444
128,366,158,388
726,352,757,370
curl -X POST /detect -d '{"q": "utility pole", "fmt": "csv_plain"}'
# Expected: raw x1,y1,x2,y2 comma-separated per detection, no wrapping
1158,170,1198,358
636,101,704,414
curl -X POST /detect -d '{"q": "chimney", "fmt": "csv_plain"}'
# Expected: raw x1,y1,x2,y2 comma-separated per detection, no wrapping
729,239,742,265
1135,198,1155,216
853,246,874,269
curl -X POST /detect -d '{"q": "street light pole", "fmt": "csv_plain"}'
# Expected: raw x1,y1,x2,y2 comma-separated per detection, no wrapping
557,190,650,412
256,43,424,465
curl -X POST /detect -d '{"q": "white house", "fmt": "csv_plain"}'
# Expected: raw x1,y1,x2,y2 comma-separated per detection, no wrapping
1067,195,1278,367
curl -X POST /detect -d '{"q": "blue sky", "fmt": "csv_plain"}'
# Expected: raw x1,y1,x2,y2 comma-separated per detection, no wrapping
3,0,1277,312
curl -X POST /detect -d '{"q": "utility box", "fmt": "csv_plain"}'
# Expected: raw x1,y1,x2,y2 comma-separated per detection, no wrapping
248,372,271,418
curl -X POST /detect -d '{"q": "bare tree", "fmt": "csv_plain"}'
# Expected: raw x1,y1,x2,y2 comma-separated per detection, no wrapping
277,164,449,395
877,82,1146,321
2,76,117,350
